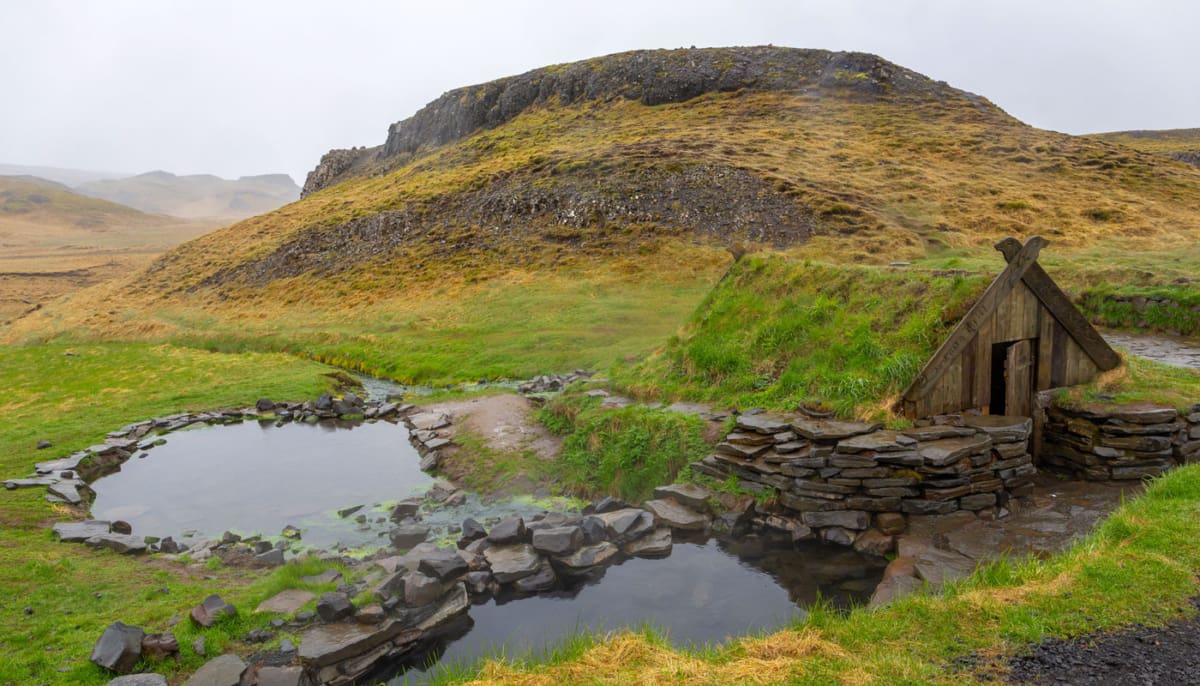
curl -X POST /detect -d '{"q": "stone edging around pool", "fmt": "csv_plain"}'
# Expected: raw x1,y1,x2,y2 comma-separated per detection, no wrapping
4,392,462,558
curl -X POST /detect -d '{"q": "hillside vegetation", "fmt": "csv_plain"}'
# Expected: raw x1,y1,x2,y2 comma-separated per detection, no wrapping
8,46,1200,380
1089,128,1200,167
614,255,989,418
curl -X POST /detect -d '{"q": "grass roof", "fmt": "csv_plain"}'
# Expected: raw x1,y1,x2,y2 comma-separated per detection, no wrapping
613,255,990,419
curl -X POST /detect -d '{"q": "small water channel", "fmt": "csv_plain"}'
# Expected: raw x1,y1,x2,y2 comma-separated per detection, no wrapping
1102,329,1200,369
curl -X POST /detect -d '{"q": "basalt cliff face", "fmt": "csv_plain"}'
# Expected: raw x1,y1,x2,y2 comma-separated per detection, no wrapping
302,46,995,196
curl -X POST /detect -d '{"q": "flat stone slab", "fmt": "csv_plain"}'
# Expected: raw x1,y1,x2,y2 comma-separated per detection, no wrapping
557,542,619,571
255,589,315,615
837,430,917,453
624,527,672,557
182,653,246,686
47,480,85,504
53,520,111,542
484,544,542,583
298,620,412,667
106,676,168,686
592,508,654,539
961,415,1033,441
652,482,712,511
86,533,147,555
253,666,304,686
416,583,469,631
408,412,450,430
642,498,709,530
900,425,977,441
300,569,344,586
734,413,792,434
791,417,881,442
919,434,992,467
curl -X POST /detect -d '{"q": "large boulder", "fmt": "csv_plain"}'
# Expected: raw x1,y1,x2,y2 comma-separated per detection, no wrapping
90,621,144,674
190,594,237,628
623,527,673,557
316,592,355,622
556,542,620,571
531,526,583,556
652,483,712,511
417,548,469,581
642,499,709,531
389,523,430,549
486,517,529,544
484,544,542,583
52,520,111,542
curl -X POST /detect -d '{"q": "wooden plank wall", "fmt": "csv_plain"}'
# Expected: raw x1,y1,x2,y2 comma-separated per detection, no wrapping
910,282,1093,417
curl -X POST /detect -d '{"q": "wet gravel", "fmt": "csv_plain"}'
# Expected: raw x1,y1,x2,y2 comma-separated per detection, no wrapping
1006,598,1200,685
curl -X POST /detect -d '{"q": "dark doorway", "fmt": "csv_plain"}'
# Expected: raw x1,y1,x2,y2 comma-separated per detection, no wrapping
990,339,1036,417
990,342,1011,414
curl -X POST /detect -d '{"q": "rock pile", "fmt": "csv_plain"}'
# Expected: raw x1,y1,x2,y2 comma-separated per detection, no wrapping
691,412,1034,547
1042,402,1200,480
401,411,454,470
517,370,595,394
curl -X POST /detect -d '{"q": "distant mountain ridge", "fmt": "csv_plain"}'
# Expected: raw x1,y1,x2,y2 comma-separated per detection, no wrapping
1088,128,1200,168
76,170,300,220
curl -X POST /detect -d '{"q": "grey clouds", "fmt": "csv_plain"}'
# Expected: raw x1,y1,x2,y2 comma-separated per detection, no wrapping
2,0,1197,182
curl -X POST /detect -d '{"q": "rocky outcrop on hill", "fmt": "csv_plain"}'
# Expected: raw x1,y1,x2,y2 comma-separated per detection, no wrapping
1168,150,1200,168
302,45,996,196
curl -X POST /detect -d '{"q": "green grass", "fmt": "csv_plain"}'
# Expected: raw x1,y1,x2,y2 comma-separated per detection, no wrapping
538,394,711,502
0,342,347,685
1057,354,1200,412
613,255,989,419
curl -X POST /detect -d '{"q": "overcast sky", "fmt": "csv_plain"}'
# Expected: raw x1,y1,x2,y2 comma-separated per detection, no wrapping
2,1,1197,183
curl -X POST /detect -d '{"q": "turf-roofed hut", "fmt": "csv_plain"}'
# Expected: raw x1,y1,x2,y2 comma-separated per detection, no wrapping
898,236,1121,419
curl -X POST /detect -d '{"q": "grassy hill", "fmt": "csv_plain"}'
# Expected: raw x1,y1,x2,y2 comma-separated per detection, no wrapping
0,176,217,322
76,170,300,220
9,46,1200,381
1089,128,1200,167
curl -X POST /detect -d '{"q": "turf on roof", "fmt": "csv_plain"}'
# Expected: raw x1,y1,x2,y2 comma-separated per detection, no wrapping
614,255,990,418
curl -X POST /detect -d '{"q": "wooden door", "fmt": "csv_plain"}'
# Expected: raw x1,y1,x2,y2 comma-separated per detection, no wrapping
1005,339,1033,417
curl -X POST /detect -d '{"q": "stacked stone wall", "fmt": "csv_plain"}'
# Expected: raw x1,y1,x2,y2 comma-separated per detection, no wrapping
1042,403,1200,480
691,413,1033,545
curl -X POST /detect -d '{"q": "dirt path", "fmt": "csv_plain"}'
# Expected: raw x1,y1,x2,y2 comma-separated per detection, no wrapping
1004,597,1200,684
419,393,562,494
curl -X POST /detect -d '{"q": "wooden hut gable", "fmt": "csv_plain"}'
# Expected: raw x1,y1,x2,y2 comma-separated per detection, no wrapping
899,237,1120,418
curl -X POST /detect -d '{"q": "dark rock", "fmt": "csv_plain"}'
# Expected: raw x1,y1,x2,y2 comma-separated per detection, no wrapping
181,653,247,686
513,560,558,593
245,628,273,643
389,523,430,549
837,430,918,453
802,510,869,530
281,524,302,539
86,533,147,555
356,603,385,624
457,517,488,548
531,525,584,556
901,499,959,515
317,592,355,622
190,594,237,628
960,493,997,510
221,531,242,545
105,675,168,686
299,569,343,586
734,413,792,434
876,512,906,534
464,570,493,596
192,635,206,657
256,548,285,566
791,417,881,441
556,542,620,571
919,434,991,467
589,496,629,514
256,589,315,614
390,498,422,520
252,666,303,686
592,508,654,540
140,632,178,661
90,621,144,673
623,527,673,557
821,527,855,546
418,548,470,581
53,520,111,542
403,571,445,606
486,516,529,544
642,498,709,530
852,529,895,556
484,544,543,583
256,398,276,412
648,479,710,510
579,517,607,545
297,619,416,668
37,439,52,449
